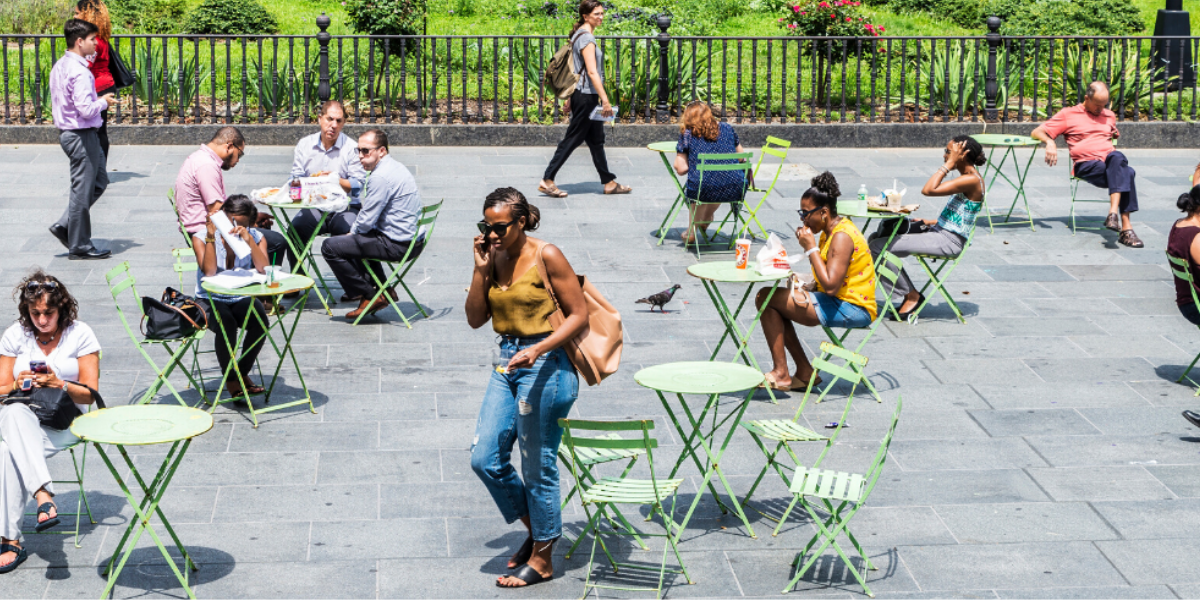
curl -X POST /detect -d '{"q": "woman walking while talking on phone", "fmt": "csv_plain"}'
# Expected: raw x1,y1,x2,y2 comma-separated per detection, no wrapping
466,187,586,588
538,0,632,198
0,270,102,574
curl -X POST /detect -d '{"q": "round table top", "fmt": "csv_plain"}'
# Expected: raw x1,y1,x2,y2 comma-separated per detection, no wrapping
647,141,677,153
688,261,790,283
202,274,315,298
71,405,214,446
635,361,765,395
970,133,1040,147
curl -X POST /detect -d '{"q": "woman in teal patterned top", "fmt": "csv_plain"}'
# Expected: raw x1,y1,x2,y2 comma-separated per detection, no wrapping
868,135,985,320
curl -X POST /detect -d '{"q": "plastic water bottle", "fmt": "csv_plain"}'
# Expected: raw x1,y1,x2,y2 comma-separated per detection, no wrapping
857,184,868,204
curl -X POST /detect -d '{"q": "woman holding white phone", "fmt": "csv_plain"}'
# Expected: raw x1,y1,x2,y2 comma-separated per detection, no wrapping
0,271,101,574
753,172,877,391
193,194,271,398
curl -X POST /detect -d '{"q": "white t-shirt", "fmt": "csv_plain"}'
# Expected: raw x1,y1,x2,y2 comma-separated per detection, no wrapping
1,321,101,412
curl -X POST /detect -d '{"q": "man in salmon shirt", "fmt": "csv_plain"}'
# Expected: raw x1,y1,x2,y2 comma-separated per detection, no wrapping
1031,81,1143,248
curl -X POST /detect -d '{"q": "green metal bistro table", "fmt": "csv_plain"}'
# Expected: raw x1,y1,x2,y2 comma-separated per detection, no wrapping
261,202,335,314
649,141,688,245
71,405,213,600
971,133,1041,232
201,274,317,428
635,362,764,541
841,201,912,269
687,261,788,403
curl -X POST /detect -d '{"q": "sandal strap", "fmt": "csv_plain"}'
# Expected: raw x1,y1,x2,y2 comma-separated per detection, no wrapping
0,543,22,554
37,502,55,515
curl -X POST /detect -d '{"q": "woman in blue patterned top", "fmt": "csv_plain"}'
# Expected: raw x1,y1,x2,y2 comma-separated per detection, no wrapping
868,135,985,320
674,102,750,244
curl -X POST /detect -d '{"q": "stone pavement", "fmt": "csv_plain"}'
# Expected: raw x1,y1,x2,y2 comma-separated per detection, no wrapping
2,141,1200,599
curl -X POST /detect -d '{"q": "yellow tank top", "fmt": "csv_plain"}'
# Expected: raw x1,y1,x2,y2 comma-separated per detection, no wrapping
815,218,877,320
488,265,556,337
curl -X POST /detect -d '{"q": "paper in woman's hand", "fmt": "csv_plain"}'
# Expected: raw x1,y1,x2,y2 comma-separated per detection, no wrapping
209,211,252,259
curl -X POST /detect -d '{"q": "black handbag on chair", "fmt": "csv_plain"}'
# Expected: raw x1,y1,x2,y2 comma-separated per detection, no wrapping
108,42,136,90
141,287,208,340
1,383,106,431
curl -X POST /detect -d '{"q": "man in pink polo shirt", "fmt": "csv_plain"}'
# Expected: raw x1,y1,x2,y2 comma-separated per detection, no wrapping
1032,81,1142,248
174,127,286,262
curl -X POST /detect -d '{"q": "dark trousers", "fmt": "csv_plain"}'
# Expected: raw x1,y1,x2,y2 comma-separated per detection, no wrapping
286,206,360,271
1073,150,1139,214
322,231,420,299
56,128,108,254
1181,301,1200,327
198,297,267,380
97,86,113,159
543,90,615,185
255,228,288,267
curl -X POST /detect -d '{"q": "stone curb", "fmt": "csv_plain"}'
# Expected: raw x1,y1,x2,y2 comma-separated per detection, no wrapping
1,121,1197,147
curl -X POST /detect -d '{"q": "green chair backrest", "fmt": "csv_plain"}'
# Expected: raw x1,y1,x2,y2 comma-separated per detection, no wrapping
795,341,867,415
1166,251,1200,310
752,136,790,191
167,188,192,249
399,200,443,266
693,152,753,204
858,396,902,502
559,418,663,498
172,248,198,290
104,262,144,345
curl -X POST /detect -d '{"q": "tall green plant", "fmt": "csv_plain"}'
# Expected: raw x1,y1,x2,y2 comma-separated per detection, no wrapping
0,0,72,35
1048,41,1174,118
913,40,1026,119
606,42,713,118
249,55,317,119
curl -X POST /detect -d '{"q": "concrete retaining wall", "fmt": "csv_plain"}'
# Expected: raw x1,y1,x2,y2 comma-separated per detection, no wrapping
1,121,1198,147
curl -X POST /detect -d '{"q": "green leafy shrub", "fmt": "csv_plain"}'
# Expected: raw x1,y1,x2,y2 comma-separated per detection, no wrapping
0,0,73,35
183,0,278,35
345,0,425,36
778,0,882,37
109,0,187,33
988,0,1144,35
887,0,979,28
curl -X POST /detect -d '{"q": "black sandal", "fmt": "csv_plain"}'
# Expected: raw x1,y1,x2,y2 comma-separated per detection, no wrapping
507,537,534,569
892,293,925,322
34,502,59,533
498,564,553,588
0,544,27,574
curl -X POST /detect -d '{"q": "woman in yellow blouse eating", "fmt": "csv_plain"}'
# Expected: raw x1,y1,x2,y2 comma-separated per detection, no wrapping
754,172,877,391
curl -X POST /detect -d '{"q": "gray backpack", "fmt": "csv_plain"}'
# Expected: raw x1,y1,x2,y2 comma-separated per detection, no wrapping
545,31,584,99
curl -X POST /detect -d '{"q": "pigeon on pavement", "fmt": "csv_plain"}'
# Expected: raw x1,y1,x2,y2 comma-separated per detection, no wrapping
636,284,681,312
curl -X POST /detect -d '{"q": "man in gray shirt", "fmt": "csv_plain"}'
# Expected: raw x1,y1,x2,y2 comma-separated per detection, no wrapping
322,129,423,320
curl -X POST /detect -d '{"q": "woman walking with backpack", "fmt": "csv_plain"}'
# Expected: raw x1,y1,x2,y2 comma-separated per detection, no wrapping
538,0,632,198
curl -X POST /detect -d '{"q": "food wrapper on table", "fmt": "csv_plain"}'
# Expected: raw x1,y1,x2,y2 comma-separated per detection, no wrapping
251,174,350,212
867,203,920,214
755,233,800,277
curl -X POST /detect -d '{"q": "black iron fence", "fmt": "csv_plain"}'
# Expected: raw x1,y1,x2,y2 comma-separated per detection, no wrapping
2,16,1197,126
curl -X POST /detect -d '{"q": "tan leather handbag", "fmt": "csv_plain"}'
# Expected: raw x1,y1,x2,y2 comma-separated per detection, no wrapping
533,241,623,386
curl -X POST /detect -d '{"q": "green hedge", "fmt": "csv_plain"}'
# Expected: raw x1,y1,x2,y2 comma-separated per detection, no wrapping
184,0,279,34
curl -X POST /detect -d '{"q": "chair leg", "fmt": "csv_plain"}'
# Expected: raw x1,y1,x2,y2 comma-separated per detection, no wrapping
1177,350,1200,384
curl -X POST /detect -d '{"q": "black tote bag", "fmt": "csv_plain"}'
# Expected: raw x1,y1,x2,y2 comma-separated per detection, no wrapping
1,383,106,431
108,42,136,90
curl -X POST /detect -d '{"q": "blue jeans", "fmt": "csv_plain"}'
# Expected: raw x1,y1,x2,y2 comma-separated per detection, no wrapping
470,334,579,542
812,292,873,329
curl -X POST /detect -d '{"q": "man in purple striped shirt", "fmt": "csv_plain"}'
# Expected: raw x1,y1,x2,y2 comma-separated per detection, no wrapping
49,19,116,260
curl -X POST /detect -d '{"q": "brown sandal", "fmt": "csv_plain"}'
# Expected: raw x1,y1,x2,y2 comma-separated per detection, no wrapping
1118,229,1144,248
604,183,632,195
538,184,568,198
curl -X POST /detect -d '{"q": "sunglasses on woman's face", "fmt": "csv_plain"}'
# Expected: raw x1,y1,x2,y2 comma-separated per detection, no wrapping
477,220,515,237
797,207,823,220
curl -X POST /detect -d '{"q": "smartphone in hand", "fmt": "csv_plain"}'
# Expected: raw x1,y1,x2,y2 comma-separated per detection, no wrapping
30,360,48,374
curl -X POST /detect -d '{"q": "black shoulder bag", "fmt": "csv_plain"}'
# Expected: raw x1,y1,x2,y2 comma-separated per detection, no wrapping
1,383,106,431
141,287,208,341
108,42,136,90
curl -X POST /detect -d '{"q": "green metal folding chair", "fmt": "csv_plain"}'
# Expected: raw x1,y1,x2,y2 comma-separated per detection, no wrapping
873,250,905,324
738,136,792,241
171,249,215,403
905,223,978,325
817,261,894,404
166,188,193,249
104,262,206,406
20,439,94,547
685,152,754,258
557,433,648,559
559,418,690,599
1166,251,1200,396
782,397,902,597
739,342,867,527
353,201,443,328
1068,164,1112,235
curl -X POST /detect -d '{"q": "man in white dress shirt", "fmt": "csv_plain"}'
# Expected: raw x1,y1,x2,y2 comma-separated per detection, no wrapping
287,100,367,299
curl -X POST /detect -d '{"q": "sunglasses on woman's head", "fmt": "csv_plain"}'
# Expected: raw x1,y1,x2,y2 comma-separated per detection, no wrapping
24,281,58,297
477,220,515,237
